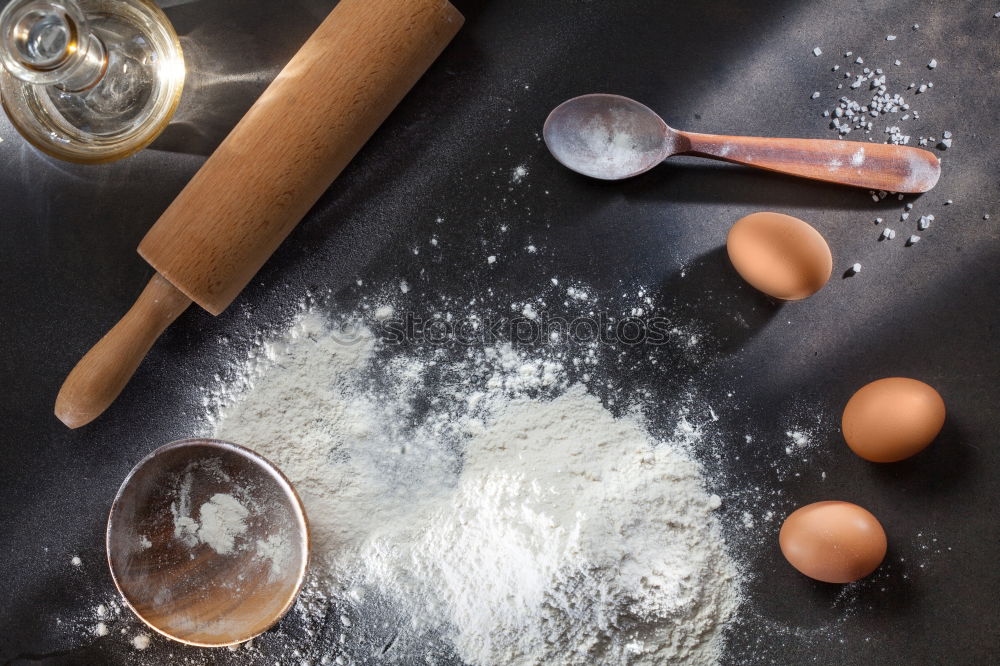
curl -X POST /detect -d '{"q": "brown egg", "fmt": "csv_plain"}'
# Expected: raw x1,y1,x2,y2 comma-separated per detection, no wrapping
842,377,946,462
726,212,833,300
779,501,887,583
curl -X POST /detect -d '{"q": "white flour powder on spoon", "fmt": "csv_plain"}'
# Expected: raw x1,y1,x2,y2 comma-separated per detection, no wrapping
205,309,741,664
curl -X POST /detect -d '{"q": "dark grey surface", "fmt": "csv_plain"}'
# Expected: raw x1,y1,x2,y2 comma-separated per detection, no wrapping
1,0,998,664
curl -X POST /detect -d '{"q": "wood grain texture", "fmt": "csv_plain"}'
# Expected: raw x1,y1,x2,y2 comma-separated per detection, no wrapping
677,131,941,193
56,0,463,428
107,440,310,646
139,0,464,315
55,274,191,428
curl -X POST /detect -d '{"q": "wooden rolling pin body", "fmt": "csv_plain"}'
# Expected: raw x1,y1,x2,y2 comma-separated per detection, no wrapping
55,0,464,428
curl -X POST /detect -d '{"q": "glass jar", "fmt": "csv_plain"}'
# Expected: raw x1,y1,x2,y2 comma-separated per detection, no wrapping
0,0,184,163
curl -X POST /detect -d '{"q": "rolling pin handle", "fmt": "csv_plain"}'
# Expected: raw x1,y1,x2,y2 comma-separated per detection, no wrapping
54,273,192,428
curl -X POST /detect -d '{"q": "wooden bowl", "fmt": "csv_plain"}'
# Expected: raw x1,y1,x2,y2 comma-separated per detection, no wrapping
107,438,309,646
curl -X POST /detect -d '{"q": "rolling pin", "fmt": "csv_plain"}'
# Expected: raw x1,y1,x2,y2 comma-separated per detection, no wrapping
55,0,464,428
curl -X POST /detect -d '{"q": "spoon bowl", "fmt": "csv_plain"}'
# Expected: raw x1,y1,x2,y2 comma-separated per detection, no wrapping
543,94,675,180
107,438,309,647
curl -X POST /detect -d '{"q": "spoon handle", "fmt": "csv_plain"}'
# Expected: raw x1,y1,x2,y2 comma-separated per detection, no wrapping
676,131,940,193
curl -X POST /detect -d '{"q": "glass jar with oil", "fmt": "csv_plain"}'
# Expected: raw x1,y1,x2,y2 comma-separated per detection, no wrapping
0,0,184,162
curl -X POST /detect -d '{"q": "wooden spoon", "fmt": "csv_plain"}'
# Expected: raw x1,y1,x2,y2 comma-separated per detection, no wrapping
543,94,940,192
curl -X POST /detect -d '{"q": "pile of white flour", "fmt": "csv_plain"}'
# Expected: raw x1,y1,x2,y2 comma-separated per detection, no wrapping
203,309,741,664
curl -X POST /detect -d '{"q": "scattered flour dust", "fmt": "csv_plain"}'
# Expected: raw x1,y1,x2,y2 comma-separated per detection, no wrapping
171,479,249,555
196,493,249,555
205,309,742,665
785,430,811,454
165,460,294,581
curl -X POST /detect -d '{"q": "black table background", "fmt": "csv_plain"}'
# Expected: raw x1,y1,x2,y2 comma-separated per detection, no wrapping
1,1,998,664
